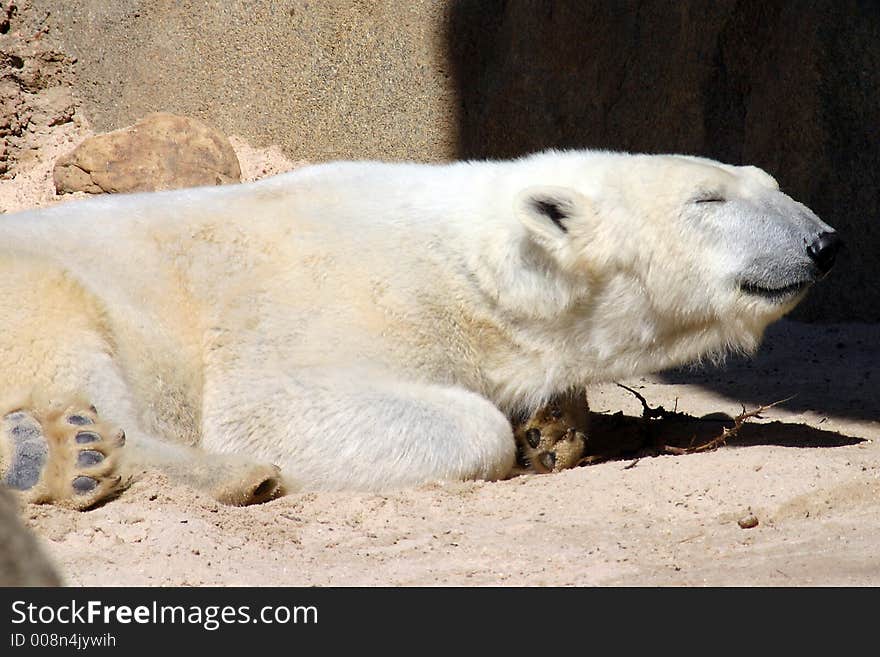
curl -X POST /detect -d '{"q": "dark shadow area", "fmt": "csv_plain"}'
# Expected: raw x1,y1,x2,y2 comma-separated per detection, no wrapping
446,0,880,323
582,407,864,467
660,320,879,423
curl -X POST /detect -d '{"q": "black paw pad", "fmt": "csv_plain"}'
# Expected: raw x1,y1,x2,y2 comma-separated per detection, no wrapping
76,450,104,467
3,413,48,491
75,431,101,444
67,414,95,426
538,451,556,471
10,423,41,440
72,476,98,494
525,427,542,449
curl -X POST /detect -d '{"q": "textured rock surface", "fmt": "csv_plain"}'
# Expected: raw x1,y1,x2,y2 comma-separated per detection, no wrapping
32,0,457,163
0,0,79,180
0,487,62,586
54,112,241,194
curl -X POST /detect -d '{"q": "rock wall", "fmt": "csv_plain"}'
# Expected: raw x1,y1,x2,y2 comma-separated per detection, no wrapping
0,1,78,179
33,0,457,162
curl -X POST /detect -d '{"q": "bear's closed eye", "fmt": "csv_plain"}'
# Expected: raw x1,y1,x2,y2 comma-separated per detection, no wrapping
694,194,726,203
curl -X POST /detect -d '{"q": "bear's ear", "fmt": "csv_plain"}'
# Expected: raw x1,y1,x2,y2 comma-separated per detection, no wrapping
515,185,594,247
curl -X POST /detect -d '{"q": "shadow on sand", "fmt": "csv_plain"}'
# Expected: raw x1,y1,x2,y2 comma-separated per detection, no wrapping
659,321,879,424
582,407,864,467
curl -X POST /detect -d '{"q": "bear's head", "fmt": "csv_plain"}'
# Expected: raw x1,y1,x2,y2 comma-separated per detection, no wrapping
512,152,840,377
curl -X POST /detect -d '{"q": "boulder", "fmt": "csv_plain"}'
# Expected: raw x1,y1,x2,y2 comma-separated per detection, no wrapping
0,487,62,586
54,112,241,194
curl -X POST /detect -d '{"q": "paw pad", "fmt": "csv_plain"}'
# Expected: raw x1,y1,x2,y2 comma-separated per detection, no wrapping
0,401,128,508
2,411,49,491
72,476,99,494
76,450,105,467
537,451,556,471
513,392,589,474
75,430,101,444
525,427,541,449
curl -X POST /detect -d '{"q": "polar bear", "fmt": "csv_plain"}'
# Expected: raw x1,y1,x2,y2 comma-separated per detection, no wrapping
0,150,839,508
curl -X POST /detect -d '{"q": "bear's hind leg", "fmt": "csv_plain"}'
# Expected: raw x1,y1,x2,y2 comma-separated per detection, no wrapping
123,435,285,506
0,392,285,508
0,256,284,507
0,394,126,509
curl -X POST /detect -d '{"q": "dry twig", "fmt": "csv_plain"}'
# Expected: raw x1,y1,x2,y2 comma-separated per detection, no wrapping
616,383,793,455
679,397,792,453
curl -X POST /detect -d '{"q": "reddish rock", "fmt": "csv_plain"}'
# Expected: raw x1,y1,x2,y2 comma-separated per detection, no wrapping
54,112,241,194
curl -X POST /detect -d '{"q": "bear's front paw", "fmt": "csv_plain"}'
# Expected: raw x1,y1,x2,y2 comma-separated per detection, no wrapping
514,392,589,474
1,400,128,509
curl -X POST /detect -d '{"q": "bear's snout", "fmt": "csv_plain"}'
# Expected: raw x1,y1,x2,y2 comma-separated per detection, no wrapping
806,231,841,275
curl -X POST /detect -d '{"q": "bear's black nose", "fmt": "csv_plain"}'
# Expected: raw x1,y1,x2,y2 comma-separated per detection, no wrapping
806,231,841,275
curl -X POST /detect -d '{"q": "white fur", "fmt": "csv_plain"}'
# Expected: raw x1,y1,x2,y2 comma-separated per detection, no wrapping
0,150,833,490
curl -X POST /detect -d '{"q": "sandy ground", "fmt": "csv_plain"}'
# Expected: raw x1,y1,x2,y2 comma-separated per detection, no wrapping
13,321,880,586
2,8,879,585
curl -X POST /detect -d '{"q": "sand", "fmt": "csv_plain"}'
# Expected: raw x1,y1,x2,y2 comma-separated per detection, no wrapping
5,145,878,585
15,325,880,585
